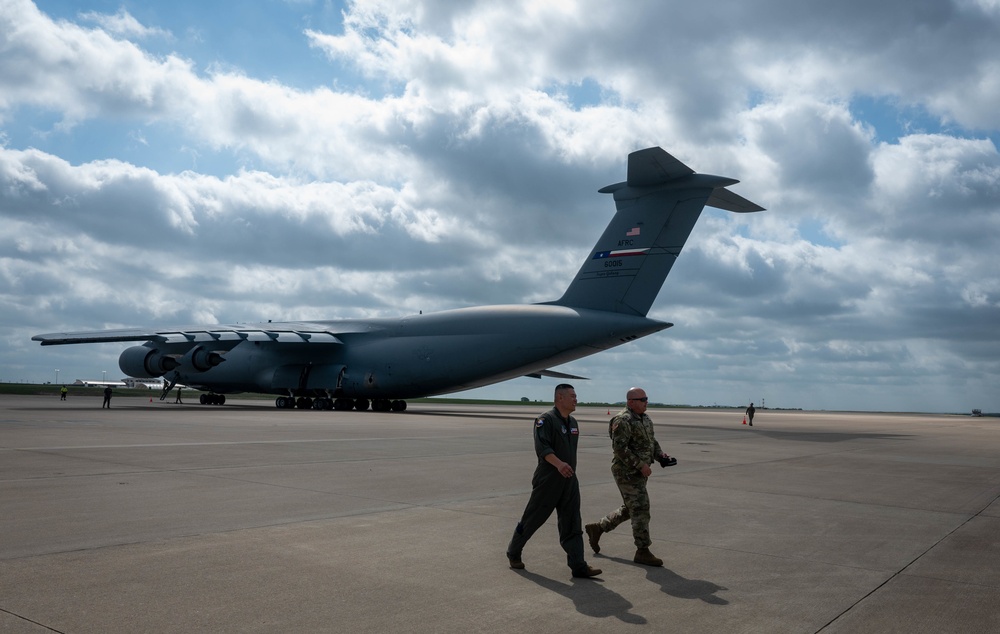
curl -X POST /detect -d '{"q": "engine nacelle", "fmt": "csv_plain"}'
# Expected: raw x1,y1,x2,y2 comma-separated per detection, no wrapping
119,346,181,378
185,345,226,372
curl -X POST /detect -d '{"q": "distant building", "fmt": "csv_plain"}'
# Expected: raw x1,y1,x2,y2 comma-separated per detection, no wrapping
73,379,126,387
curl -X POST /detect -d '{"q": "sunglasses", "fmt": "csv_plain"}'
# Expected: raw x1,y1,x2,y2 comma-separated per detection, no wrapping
629,397,648,402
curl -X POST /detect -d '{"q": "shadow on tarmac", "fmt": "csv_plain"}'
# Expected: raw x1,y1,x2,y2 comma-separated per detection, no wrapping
597,555,729,605
516,570,647,625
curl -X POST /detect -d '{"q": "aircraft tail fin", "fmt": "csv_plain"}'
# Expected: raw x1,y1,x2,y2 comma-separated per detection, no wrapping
550,147,763,316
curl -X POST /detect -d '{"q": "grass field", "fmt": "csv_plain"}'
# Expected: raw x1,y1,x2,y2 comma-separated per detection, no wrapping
0,382,700,409
0,382,577,406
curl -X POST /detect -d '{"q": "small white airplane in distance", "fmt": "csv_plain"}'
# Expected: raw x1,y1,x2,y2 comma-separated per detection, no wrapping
35,147,764,411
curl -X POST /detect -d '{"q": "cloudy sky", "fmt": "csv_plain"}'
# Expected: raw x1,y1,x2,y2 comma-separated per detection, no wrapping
2,0,998,413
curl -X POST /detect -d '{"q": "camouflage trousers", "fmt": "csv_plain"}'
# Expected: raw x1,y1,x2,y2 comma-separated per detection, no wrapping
598,475,651,548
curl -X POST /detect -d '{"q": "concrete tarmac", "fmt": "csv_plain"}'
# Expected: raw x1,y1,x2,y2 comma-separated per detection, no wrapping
1,394,999,633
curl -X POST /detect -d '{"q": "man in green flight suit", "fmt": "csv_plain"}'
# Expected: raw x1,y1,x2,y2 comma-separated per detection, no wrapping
585,386,674,567
506,384,602,578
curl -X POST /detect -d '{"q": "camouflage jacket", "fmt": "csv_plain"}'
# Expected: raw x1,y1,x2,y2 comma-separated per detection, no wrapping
609,407,662,479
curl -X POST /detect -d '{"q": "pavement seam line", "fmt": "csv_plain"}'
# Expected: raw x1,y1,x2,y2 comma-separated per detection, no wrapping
814,488,1000,632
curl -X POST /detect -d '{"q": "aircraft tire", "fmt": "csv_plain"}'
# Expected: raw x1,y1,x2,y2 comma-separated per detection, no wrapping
354,398,370,411
275,396,286,409
391,400,407,412
333,398,352,411
201,394,208,405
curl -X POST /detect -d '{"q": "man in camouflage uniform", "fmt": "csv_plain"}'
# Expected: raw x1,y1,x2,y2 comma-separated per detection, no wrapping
585,386,674,567
506,384,602,579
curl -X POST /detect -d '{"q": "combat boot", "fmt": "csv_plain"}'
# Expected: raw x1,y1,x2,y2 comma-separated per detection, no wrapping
507,552,525,570
585,523,603,553
633,547,663,567
571,565,603,578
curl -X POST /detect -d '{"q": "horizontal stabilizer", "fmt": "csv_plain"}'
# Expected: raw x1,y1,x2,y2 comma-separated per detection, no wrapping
707,187,765,212
524,369,589,380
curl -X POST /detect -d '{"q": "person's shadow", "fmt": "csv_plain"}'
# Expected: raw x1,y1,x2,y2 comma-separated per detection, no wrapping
516,570,647,624
599,554,729,605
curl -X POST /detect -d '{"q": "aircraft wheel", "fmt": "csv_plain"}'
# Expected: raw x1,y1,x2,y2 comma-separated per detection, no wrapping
391,400,407,412
354,398,370,411
217,394,226,405
201,394,208,405
333,398,352,411
373,399,391,412
276,396,287,409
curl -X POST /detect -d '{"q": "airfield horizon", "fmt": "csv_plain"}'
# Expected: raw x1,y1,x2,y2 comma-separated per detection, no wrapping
0,382,992,417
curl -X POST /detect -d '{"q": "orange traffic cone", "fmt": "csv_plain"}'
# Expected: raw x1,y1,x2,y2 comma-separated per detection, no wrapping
742,416,747,425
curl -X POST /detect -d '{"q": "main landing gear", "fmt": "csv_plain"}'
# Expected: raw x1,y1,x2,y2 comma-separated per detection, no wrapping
273,396,406,412
200,393,226,405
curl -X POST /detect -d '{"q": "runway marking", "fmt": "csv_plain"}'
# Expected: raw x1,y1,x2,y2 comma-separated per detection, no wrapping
3,436,460,451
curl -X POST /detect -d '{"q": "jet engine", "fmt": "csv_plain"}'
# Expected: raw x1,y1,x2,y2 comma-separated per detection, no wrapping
184,345,226,372
119,346,181,378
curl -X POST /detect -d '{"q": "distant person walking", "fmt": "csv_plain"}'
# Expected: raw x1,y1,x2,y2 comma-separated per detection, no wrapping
505,384,602,579
174,387,183,404
60,385,68,400
586,386,675,567
745,402,756,426
102,386,113,408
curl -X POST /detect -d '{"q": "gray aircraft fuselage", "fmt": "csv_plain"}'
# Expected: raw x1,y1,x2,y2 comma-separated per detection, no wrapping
148,306,668,398
33,147,763,410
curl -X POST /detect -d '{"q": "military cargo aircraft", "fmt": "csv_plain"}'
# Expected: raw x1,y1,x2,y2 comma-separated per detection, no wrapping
33,147,763,411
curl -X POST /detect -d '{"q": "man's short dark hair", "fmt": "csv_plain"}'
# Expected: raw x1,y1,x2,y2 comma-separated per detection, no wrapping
554,383,574,398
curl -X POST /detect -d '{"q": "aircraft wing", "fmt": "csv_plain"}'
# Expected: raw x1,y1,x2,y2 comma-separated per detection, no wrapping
32,323,346,346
